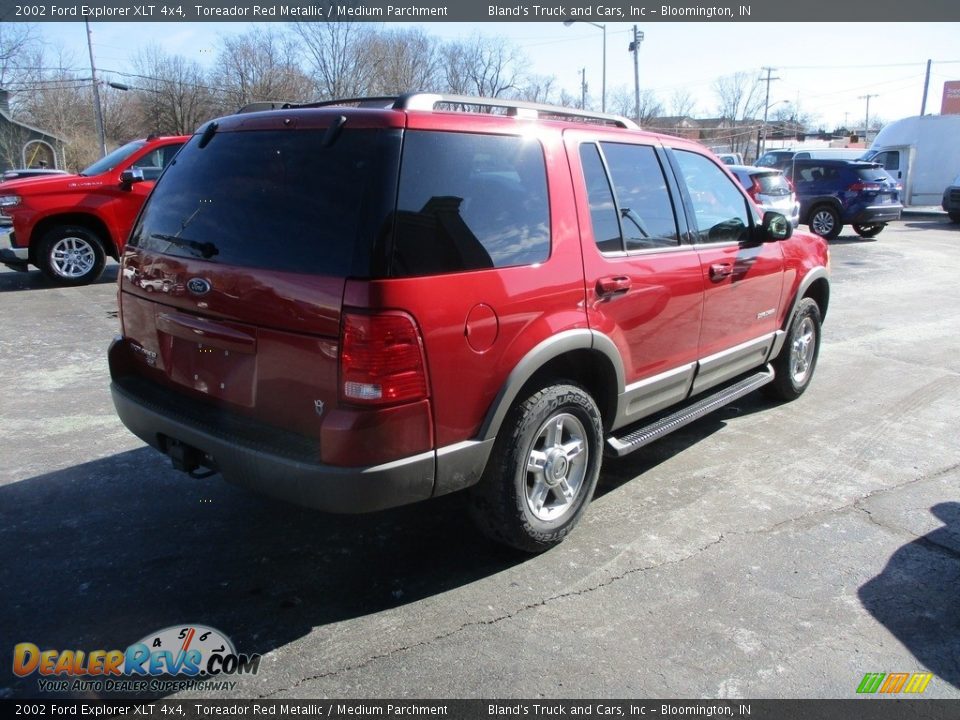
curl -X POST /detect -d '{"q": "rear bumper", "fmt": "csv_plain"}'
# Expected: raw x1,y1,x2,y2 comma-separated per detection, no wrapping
111,379,439,513
0,229,29,270
848,204,902,224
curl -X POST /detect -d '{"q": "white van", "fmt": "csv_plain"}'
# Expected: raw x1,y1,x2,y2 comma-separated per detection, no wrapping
863,115,960,206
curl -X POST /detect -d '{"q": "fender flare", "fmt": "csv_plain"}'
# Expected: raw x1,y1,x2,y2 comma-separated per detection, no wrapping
478,328,625,442
771,266,829,359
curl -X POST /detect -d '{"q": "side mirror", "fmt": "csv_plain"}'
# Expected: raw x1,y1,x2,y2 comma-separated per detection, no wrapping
762,211,793,241
119,168,145,190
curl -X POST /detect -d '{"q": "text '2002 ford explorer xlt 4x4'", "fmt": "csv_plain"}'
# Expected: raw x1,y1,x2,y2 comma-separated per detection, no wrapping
109,94,829,552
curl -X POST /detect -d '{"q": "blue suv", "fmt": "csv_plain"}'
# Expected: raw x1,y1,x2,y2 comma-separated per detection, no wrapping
784,160,902,239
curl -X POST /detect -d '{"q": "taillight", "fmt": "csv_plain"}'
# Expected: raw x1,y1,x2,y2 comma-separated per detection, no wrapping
340,311,429,406
747,177,762,202
848,182,882,192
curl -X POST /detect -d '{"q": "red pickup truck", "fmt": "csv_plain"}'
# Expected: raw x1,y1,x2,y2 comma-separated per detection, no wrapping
0,135,187,286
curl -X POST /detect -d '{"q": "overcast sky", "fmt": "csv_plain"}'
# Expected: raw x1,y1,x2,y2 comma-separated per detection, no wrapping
32,21,960,129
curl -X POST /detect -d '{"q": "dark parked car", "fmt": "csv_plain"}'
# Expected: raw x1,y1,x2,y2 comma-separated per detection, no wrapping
783,159,902,239
109,93,829,552
943,171,960,223
727,165,800,227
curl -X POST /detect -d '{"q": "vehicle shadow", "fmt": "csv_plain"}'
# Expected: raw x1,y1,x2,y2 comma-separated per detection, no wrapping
0,447,520,699
0,264,118,292
858,501,960,690
597,394,767,496
902,219,958,231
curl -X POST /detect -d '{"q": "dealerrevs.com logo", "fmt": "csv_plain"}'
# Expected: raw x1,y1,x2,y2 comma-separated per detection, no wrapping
13,624,260,693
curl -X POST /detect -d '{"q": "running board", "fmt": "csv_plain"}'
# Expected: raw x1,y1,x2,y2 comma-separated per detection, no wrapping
605,365,775,457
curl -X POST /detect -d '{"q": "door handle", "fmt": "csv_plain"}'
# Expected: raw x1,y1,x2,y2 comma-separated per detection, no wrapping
710,263,733,281
596,276,632,298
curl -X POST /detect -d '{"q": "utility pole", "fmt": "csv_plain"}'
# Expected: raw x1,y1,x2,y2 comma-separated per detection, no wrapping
756,66,780,160
859,94,878,144
920,59,932,115
84,20,107,158
579,68,587,110
628,26,645,125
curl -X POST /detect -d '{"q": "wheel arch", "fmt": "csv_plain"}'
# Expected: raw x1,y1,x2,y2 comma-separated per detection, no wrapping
29,213,117,265
801,197,843,225
479,329,624,441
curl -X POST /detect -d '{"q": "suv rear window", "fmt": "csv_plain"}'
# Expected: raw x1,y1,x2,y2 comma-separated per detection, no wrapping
129,128,400,277
754,172,791,195
855,165,892,182
390,131,550,276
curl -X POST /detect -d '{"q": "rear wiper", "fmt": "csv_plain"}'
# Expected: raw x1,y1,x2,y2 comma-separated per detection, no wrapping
150,233,219,259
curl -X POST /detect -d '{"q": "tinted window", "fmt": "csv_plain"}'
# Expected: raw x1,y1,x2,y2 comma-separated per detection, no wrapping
856,166,893,182
794,164,841,183
600,143,679,250
674,150,752,244
391,131,549,276
579,143,622,253
130,129,398,277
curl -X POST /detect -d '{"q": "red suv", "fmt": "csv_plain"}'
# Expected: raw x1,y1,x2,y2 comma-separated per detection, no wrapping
0,135,187,285
109,95,829,551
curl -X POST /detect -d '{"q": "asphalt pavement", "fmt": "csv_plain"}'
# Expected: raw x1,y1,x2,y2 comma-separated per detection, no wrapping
1,216,957,700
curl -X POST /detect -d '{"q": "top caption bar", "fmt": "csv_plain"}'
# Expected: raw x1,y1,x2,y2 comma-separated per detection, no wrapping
0,0,958,21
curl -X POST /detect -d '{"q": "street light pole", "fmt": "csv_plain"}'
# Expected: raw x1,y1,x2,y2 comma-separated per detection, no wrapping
629,27,645,124
564,20,607,113
84,20,107,158
859,94,878,144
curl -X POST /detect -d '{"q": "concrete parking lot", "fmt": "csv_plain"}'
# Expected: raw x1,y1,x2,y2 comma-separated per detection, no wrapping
1,217,958,700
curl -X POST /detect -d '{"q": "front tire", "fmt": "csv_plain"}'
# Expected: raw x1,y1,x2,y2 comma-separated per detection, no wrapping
469,384,603,553
852,223,885,238
765,297,822,401
808,205,842,240
37,225,107,286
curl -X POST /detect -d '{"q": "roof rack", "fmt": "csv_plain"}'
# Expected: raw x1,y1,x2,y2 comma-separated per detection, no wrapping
393,93,639,129
238,93,639,129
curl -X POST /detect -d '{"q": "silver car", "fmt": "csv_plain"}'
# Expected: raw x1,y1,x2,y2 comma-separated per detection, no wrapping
728,164,800,228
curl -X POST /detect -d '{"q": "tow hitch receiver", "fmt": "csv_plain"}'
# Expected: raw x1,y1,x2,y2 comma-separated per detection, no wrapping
165,437,218,479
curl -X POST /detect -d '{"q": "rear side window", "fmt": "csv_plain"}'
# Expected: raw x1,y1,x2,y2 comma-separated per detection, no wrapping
600,143,679,250
391,131,550,276
130,129,399,277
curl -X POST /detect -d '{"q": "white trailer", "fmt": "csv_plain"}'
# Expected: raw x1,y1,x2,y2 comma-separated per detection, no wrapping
863,115,960,206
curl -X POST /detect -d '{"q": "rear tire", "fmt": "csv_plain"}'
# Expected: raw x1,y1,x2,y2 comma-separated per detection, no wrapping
808,205,842,240
37,225,106,286
852,223,885,238
949,213,960,224
765,298,822,402
468,384,603,553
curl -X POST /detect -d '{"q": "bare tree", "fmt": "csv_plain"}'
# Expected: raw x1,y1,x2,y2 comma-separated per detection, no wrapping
513,74,559,105
609,85,663,123
367,28,443,95
441,35,525,99
0,23,39,92
713,71,763,121
133,45,217,135
292,22,377,100
212,26,311,112
668,88,697,118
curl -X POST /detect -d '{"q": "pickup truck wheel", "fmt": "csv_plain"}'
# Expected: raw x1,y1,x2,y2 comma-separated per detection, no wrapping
38,226,106,286
809,206,842,239
852,223,885,237
469,384,603,553
765,297,822,402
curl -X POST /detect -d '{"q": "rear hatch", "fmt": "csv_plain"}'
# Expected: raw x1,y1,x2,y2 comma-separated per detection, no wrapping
751,170,793,206
851,164,901,205
118,110,403,443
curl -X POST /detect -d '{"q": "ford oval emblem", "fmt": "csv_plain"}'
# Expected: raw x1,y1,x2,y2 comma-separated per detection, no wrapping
187,277,212,296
